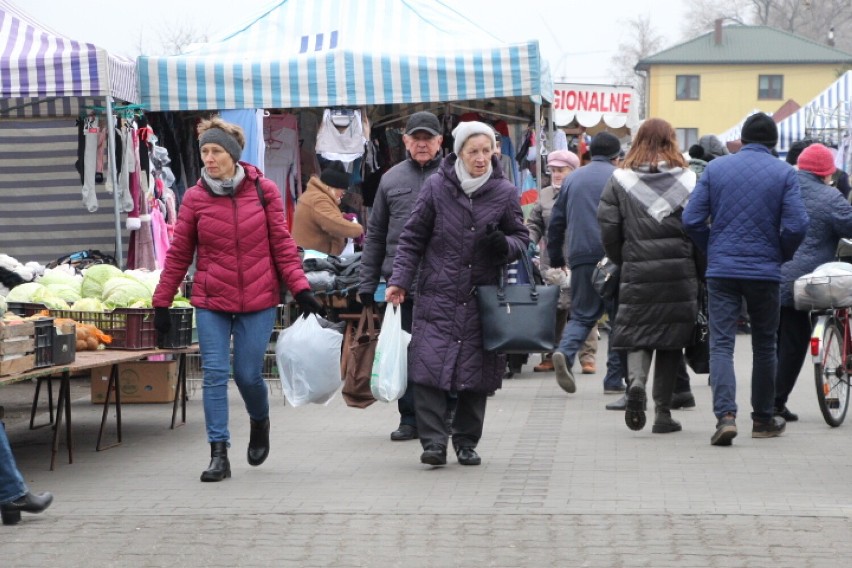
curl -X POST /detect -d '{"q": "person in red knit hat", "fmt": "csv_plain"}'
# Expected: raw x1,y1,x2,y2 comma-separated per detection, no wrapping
776,143,852,422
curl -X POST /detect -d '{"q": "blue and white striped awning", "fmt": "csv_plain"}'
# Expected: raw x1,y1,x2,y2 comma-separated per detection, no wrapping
776,71,852,153
138,0,550,111
0,0,138,110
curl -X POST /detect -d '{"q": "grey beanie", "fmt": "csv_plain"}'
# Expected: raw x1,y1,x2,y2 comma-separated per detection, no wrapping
452,121,496,155
199,128,244,163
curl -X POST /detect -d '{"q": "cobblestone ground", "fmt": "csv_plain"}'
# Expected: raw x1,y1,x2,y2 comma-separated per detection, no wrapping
1,337,851,567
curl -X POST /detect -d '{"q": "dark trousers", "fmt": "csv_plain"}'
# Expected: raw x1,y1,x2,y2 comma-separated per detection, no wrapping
674,354,692,394
775,305,811,409
397,299,417,427
413,383,487,451
627,348,681,412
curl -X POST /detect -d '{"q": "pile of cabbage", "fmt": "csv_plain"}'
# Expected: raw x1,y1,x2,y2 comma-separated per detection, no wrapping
5,265,189,311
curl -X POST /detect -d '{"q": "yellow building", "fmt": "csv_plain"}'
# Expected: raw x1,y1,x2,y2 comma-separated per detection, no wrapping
635,23,852,150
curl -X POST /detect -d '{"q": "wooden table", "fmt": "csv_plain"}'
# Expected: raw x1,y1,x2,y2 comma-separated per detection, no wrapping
0,346,198,470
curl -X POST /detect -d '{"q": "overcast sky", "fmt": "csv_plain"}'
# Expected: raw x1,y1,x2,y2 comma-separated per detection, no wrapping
20,0,687,84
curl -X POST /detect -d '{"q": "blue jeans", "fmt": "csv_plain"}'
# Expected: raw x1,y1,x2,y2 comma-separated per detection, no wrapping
0,422,27,504
707,278,779,423
196,307,277,444
557,263,625,390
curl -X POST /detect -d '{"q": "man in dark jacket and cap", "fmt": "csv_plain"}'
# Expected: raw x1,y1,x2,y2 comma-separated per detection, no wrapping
683,112,809,447
358,111,444,441
547,131,626,397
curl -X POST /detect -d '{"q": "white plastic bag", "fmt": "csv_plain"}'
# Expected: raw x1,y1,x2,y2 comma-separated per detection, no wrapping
370,303,411,402
276,314,343,407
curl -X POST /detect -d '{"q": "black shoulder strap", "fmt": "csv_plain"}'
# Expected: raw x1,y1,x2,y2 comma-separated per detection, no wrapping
255,177,267,208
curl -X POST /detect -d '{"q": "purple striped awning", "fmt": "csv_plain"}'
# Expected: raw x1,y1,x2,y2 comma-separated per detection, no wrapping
0,0,138,105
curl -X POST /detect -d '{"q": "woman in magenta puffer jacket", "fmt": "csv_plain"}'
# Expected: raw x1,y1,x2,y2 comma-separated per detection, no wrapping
386,121,530,468
153,117,324,483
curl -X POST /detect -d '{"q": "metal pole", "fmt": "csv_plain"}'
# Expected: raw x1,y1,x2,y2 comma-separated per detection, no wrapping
535,103,542,192
104,96,124,268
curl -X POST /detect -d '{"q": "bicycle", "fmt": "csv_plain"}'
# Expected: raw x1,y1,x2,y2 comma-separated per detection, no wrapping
808,239,852,427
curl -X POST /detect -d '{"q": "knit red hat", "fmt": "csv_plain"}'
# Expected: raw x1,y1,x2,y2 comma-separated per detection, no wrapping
797,143,836,177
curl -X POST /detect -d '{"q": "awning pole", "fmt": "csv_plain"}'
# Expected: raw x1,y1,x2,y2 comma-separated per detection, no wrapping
535,103,542,192
104,95,124,268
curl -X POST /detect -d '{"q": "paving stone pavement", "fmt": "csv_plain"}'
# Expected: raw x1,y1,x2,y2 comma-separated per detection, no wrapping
2,336,852,567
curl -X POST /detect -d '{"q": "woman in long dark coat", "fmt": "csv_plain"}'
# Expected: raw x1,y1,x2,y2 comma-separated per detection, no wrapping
386,121,530,467
597,118,699,434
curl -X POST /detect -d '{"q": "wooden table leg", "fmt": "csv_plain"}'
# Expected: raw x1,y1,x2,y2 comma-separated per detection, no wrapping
96,363,122,451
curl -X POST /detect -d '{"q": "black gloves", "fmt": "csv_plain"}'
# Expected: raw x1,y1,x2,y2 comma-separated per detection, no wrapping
154,307,171,335
358,292,374,307
295,290,327,319
478,226,509,266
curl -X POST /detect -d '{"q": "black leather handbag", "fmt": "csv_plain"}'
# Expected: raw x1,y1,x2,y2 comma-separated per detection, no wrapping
476,253,559,354
685,282,710,374
591,256,620,301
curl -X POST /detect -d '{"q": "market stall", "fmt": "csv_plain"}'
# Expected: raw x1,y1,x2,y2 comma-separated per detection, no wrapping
0,0,139,266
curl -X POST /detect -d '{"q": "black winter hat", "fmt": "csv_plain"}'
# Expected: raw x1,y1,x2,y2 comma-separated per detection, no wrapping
741,112,778,147
320,164,350,190
589,132,621,158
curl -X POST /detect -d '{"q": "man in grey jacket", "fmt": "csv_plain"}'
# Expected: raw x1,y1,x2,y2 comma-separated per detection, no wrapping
358,111,443,441
547,132,626,396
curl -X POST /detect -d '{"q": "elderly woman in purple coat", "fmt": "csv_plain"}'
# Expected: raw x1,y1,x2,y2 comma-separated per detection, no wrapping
386,121,530,467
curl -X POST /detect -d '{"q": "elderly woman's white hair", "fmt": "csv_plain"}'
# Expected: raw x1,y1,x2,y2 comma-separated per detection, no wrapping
452,121,496,155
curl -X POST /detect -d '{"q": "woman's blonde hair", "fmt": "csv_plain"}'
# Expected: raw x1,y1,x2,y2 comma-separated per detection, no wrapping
621,117,687,171
197,116,246,149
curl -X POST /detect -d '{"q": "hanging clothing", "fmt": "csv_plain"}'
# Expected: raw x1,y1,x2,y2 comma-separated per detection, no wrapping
81,115,99,212
264,114,301,230
315,108,366,162
220,109,265,172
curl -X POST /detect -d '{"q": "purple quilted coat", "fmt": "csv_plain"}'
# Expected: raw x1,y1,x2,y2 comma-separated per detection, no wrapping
388,155,530,393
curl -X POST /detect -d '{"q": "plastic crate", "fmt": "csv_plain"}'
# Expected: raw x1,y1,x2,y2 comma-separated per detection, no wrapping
51,323,76,365
158,307,194,348
6,302,47,317
32,318,55,368
48,308,157,350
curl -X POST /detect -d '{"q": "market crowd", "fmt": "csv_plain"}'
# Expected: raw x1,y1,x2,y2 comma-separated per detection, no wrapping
5,110,852,526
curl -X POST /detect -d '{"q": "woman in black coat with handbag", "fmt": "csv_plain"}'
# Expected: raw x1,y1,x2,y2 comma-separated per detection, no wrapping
597,118,700,433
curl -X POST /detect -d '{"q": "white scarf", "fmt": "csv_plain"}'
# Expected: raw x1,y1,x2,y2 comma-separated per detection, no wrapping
454,158,492,196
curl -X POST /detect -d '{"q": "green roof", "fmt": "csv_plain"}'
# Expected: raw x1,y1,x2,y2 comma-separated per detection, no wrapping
636,25,852,69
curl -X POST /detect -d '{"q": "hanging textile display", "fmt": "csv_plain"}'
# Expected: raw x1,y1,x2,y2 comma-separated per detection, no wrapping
315,108,367,163
264,113,302,229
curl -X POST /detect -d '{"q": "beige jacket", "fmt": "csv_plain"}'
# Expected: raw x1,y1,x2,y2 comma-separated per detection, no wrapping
291,176,363,255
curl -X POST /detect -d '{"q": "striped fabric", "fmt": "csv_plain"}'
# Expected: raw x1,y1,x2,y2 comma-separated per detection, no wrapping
0,118,124,264
776,71,852,153
0,0,138,104
138,0,549,111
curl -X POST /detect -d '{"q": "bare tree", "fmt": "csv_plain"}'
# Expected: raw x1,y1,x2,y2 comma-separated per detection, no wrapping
610,15,664,119
681,0,753,39
134,21,208,57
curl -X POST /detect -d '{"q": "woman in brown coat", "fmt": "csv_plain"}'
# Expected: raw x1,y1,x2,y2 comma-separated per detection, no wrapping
292,166,363,255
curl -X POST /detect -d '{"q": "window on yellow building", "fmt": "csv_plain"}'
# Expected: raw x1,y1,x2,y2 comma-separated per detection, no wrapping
676,75,700,100
676,128,698,151
758,75,783,99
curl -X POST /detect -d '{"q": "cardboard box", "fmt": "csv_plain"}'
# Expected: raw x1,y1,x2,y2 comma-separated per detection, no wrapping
90,361,178,404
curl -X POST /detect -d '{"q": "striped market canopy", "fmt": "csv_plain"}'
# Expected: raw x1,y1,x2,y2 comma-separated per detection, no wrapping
138,0,551,111
0,0,138,112
776,70,852,153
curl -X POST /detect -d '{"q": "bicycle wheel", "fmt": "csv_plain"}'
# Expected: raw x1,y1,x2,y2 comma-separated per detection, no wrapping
814,317,851,427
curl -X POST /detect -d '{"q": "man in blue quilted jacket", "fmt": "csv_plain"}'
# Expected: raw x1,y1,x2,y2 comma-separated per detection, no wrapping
683,112,809,446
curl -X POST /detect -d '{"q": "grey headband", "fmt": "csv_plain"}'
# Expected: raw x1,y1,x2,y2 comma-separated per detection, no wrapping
199,128,243,163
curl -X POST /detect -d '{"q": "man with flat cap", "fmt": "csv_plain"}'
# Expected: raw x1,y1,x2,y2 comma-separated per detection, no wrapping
359,111,447,441
547,131,627,397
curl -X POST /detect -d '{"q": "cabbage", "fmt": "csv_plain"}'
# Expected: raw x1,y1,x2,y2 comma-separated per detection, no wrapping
71,298,108,312
44,283,82,303
38,268,83,291
123,269,161,295
81,265,123,298
101,276,152,308
30,287,70,310
6,282,46,303
0,295,6,314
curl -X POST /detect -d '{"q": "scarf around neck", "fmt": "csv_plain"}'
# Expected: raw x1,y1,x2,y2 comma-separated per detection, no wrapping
612,163,696,223
201,163,245,196
454,157,492,196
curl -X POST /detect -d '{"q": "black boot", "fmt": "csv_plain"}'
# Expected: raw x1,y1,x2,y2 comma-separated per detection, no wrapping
248,418,270,466
1,491,53,525
201,441,231,482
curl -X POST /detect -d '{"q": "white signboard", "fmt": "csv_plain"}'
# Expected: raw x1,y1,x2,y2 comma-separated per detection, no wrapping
553,83,639,129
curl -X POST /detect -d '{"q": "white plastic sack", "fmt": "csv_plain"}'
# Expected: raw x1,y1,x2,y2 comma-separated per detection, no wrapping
370,303,411,402
276,314,343,407
794,262,852,310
